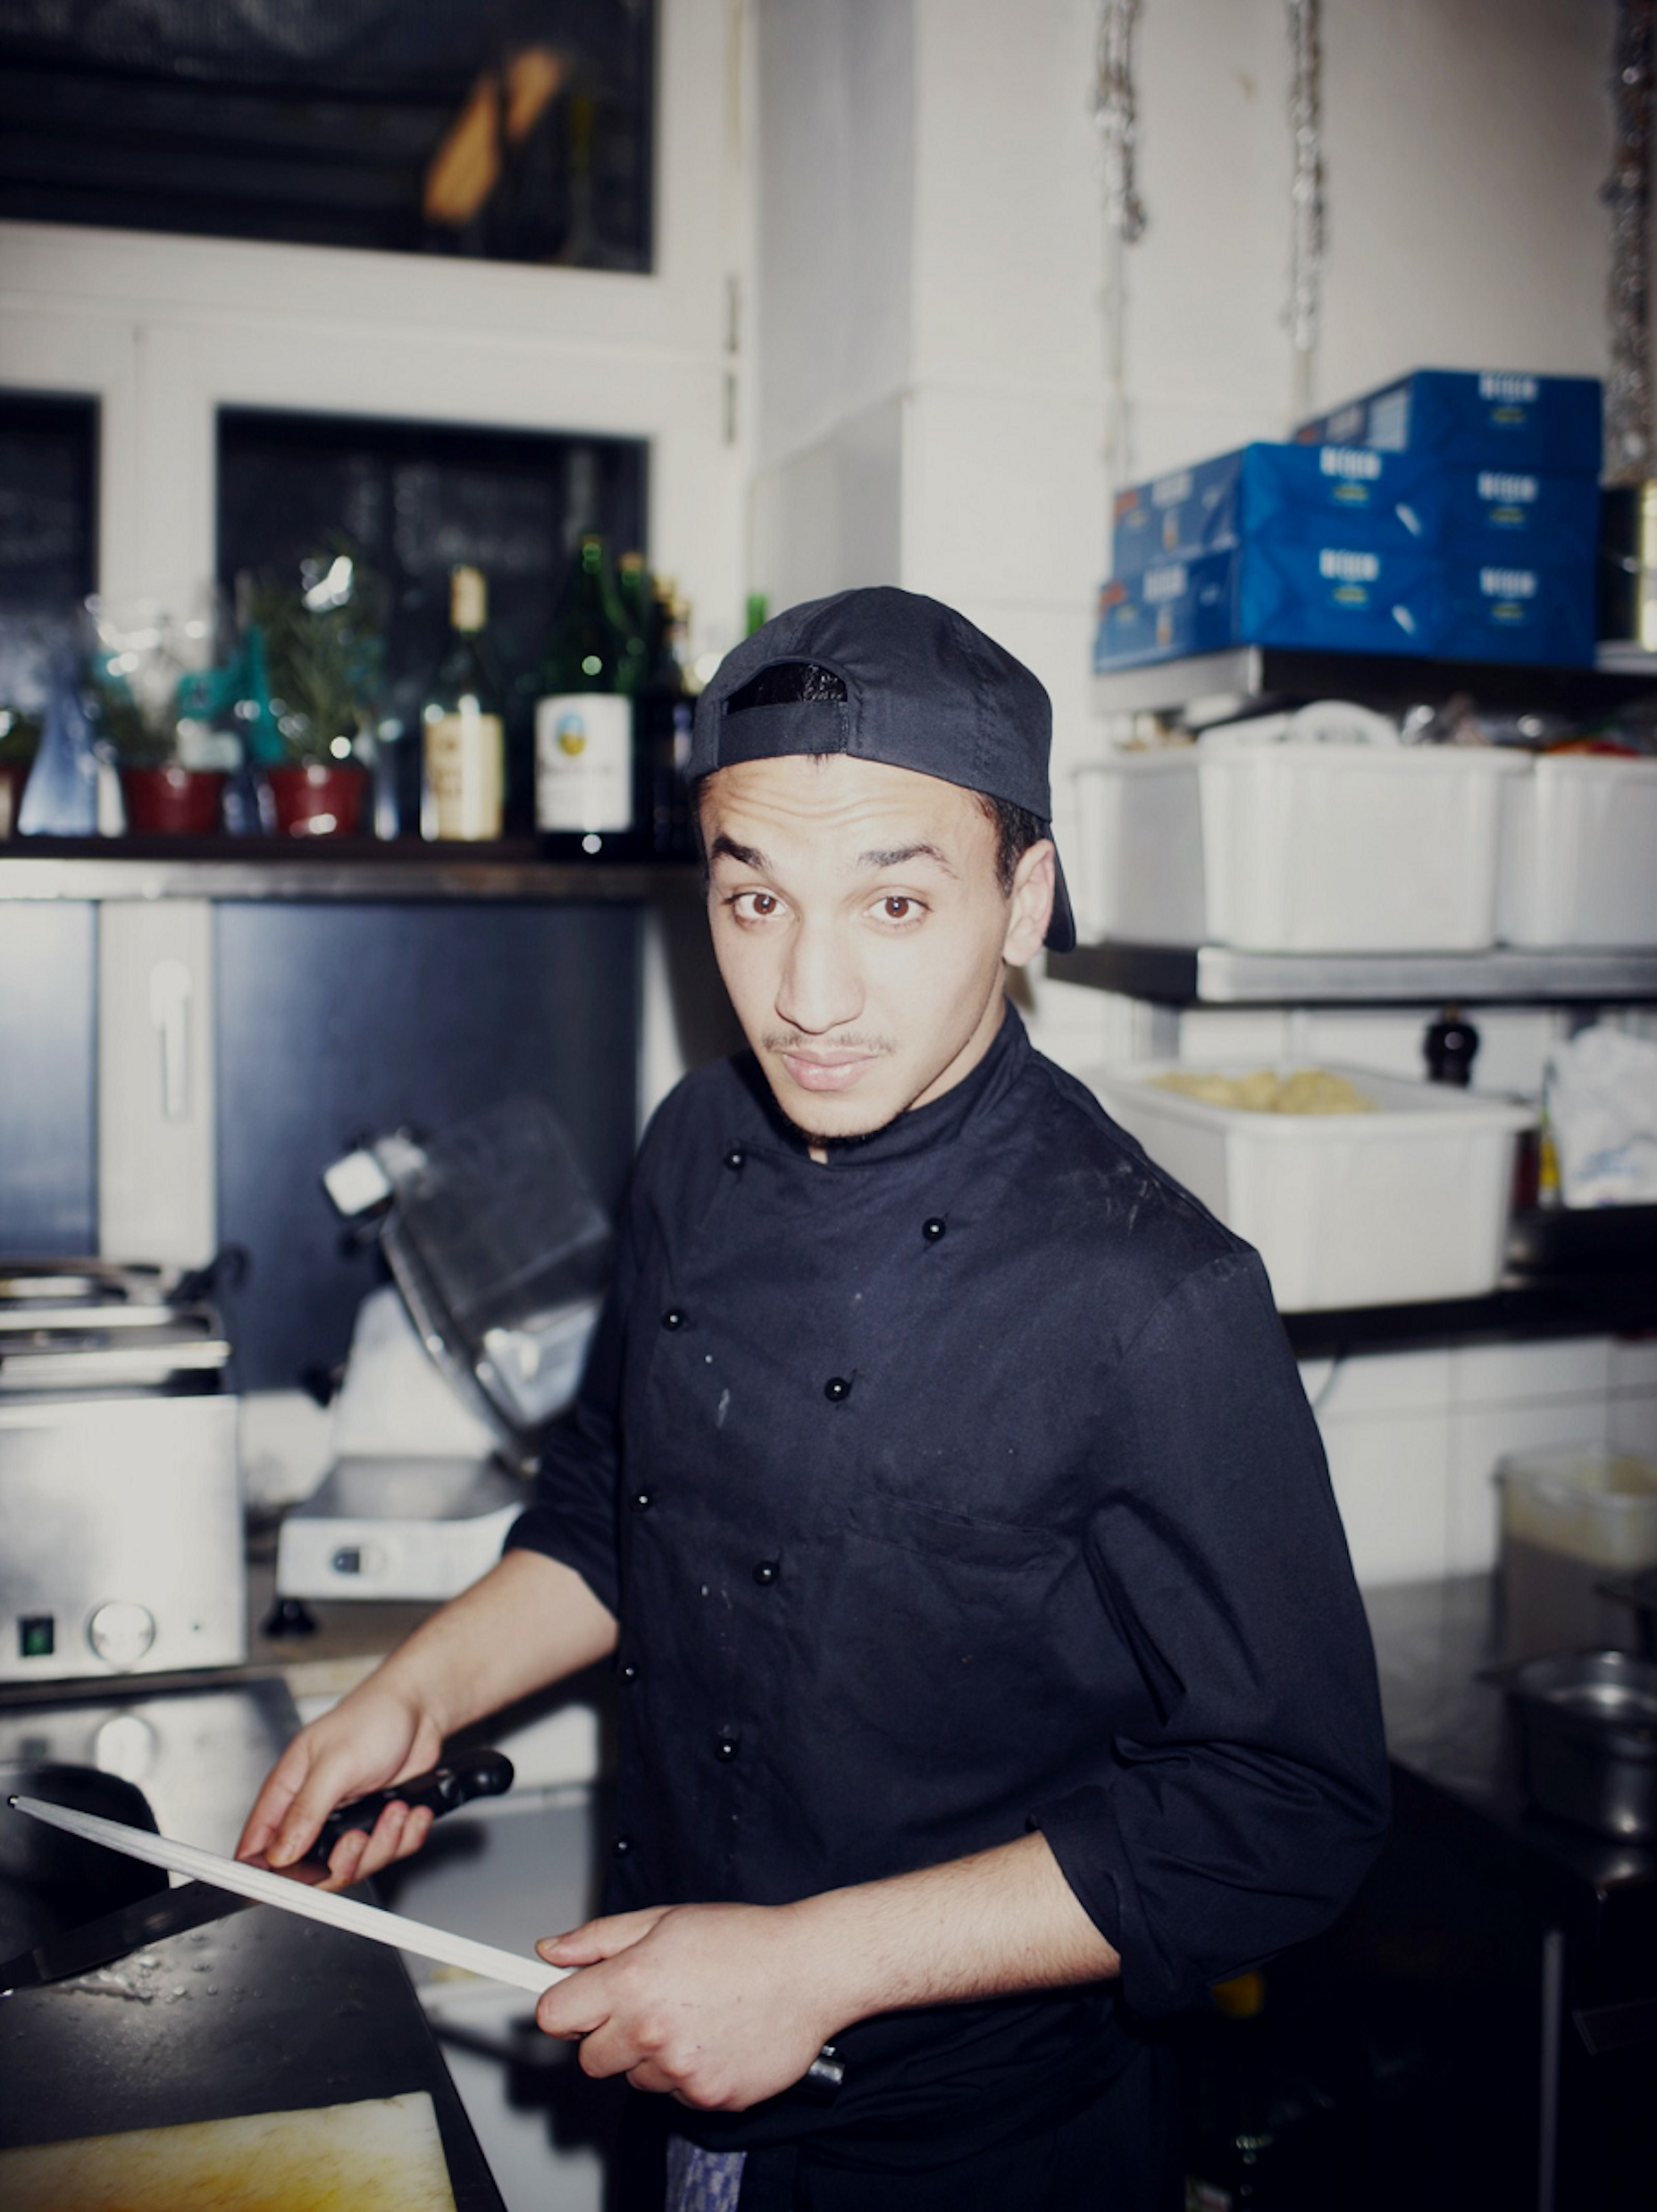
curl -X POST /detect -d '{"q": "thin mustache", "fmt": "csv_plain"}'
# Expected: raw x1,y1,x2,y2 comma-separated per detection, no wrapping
764,1034,895,1058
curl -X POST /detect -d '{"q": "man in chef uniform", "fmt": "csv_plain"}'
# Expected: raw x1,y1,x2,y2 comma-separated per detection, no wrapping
242,587,1389,2212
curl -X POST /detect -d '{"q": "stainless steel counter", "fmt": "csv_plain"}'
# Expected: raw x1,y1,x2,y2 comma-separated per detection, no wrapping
0,1678,504,2207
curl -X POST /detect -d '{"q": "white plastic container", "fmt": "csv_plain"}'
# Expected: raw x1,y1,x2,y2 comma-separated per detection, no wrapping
1197,744,1527,953
1070,751,1205,944
1497,753,1657,947
1081,1060,1535,1311
1497,1445,1657,1661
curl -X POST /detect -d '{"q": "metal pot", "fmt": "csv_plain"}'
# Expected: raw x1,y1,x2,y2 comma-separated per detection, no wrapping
1506,1648,1657,1840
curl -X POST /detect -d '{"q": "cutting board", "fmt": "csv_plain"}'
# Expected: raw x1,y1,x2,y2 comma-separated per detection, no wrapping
0,2091,457,2211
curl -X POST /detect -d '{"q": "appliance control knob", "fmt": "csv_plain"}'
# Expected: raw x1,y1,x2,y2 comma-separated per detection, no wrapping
87,1599,158,1669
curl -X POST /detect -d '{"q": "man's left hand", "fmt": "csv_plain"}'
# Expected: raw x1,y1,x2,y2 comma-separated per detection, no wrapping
534,1902,843,2111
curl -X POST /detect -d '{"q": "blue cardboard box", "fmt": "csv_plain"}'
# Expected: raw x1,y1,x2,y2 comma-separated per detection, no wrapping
1294,368,1602,475
1094,542,1438,669
1408,467,1601,564
1094,542,1597,671
1433,559,1597,667
1111,442,1602,576
1111,444,1419,573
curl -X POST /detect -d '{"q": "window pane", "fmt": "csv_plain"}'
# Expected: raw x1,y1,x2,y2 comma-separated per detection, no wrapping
0,391,98,723
0,0,654,272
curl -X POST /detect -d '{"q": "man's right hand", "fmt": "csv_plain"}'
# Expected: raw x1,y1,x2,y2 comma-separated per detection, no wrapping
234,1547,620,1891
235,1685,446,1887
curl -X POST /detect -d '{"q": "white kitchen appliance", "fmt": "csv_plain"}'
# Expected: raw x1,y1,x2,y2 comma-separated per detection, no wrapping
0,1258,245,1684
275,1098,609,1605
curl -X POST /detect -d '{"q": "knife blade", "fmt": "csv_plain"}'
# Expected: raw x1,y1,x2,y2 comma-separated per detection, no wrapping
5,1791,565,1995
5,1787,849,2101
0,1748,515,1995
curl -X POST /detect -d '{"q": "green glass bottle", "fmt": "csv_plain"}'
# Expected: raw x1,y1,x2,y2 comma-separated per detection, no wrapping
639,577,696,859
533,535,641,859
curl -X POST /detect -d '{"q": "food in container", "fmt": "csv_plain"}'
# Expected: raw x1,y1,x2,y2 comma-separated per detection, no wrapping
1148,1067,1374,1115
1082,1060,1533,1311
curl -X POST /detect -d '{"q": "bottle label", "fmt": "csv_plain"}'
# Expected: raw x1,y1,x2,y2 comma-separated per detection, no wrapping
536,692,632,833
424,709,504,840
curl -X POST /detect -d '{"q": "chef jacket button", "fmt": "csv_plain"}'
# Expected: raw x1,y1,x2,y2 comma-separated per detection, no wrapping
613,1834,633,1857
715,1734,740,1761
824,1375,852,1403
724,1147,746,1171
629,1489,653,1513
662,1308,685,1330
752,1560,780,1587
923,1216,946,1241
620,1661,640,1683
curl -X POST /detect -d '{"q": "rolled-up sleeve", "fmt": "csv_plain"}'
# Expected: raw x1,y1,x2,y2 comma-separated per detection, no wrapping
1033,1249,1390,2018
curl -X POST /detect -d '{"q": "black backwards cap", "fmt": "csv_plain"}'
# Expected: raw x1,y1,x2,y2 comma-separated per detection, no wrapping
690,586,1076,952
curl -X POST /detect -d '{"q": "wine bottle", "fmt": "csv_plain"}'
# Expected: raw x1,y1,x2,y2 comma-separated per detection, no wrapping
534,535,641,859
639,577,696,859
421,565,505,841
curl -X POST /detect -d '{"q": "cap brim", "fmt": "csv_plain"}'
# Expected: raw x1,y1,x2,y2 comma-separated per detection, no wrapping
1045,841,1077,953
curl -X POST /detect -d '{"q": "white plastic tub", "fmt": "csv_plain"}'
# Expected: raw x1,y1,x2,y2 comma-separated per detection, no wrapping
1081,1060,1535,1311
1497,753,1657,947
1197,744,1527,953
1070,750,1205,945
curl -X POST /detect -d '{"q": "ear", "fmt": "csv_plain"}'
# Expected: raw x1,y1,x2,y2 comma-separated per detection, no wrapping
1001,839,1055,969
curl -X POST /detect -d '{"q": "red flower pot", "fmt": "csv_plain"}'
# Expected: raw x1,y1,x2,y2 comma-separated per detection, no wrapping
120,765,226,835
266,763,369,838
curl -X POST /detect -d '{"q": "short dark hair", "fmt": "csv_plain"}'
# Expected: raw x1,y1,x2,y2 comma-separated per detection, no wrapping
716,660,1045,893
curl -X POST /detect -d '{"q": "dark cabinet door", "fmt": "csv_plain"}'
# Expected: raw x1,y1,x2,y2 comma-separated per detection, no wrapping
0,903,96,1254
213,899,640,1396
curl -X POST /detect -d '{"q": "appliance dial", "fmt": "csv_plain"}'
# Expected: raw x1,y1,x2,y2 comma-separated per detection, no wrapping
87,1599,158,1668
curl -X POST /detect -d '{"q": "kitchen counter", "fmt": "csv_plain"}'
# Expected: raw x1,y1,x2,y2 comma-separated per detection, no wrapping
1348,1574,1657,2209
1363,1573,1657,1948
0,1677,505,2209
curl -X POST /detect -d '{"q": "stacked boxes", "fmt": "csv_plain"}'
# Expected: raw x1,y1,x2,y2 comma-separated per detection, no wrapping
1096,369,1603,671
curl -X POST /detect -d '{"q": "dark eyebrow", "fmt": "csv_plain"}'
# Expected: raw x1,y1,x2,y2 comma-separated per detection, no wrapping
858,842,957,874
708,833,768,869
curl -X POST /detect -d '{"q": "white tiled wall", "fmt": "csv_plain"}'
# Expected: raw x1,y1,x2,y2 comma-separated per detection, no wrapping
1301,1334,1653,1589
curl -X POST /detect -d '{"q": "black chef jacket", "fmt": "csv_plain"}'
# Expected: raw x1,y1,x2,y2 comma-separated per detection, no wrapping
507,1003,1389,2175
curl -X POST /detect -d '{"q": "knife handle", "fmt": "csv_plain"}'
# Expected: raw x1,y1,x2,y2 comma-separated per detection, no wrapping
307,1749,515,1865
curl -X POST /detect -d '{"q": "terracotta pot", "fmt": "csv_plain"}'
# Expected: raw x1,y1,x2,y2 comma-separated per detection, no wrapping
0,760,29,838
266,762,369,838
120,764,226,836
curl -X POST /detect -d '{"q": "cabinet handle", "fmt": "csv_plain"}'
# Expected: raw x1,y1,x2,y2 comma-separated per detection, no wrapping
150,958,192,1122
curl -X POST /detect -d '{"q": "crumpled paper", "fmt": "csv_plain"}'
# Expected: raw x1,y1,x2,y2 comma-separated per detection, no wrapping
1547,1024,1657,1207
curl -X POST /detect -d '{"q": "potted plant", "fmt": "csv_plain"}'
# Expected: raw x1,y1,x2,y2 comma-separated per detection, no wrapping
86,596,227,836
0,706,40,837
249,549,384,837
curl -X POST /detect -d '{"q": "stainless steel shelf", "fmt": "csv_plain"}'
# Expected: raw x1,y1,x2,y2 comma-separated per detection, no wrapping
0,840,701,903
1047,940,1657,1005
1091,645,1657,722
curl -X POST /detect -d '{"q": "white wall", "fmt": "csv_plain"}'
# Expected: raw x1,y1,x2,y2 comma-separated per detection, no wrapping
748,0,1640,1592
750,0,1619,1080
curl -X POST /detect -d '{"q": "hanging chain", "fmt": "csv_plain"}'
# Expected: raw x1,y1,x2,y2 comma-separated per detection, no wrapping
1093,0,1147,245
1285,0,1326,378
1605,0,1655,482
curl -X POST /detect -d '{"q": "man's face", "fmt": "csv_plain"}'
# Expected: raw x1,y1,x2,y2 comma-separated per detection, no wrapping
701,753,1054,1153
